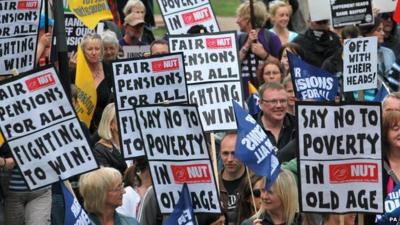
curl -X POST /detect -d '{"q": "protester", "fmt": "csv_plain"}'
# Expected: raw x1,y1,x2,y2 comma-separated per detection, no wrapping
322,214,356,225
218,132,252,225
256,82,296,150
240,169,299,225
150,39,169,55
236,0,282,97
360,16,396,79
268,1,298,45
119,13,155,46
278,42,303,76
116,166,141,219
36,14,54,66
2,143,52,225
123,0,146,19
93,103,127,175
135,157,163,225
282,76,295,115
80,167,140,225
381,12,400,56
377,110,400,223
383,92,400,115
237,176,264,223
321,25,361,101
257,60,285,85
101,30,121,61
72,33,113,132
292,19,341,68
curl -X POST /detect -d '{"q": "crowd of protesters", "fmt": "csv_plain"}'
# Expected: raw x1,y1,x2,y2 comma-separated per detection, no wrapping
0,0,400,225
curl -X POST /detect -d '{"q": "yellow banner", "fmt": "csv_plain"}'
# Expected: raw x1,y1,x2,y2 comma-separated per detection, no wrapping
75,46,97,128
68,0,113,30
0,133,3,147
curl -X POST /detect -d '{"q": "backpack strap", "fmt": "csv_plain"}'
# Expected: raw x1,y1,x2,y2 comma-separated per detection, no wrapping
384,161,399,184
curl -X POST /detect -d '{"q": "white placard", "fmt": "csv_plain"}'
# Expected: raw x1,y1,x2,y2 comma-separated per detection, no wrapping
0,67,98,190
137,105,221,214
343,36,378,92
169,32,243,132
156,0,219,34
0,0,41,75
297,102,383,213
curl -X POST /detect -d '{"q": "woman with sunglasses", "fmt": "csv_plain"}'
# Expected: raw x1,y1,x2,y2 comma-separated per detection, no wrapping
241,169,299,225
238,176,264,223
80,167,140,225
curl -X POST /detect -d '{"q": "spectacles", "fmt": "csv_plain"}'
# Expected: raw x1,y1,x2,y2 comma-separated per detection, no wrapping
110,182,125,192
253,189,263,198
261,99,287,105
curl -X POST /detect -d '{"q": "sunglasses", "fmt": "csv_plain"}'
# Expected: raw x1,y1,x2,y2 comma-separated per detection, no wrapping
253,189,262,198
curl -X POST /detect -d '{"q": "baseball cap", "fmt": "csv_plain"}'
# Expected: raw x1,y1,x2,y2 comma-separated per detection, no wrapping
124,13,145,27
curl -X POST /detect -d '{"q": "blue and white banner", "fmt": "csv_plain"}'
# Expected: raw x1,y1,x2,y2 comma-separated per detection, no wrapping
163,183,197,225
377,182,400,225
62,181,91,225
288,52,338,101
233,101,280,190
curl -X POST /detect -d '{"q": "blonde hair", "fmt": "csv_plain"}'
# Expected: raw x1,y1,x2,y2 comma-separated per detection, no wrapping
236,0,268,28
269,0,292,19
123,0,146,16
97,103,116,141
79,167,122,215
253,169,299,224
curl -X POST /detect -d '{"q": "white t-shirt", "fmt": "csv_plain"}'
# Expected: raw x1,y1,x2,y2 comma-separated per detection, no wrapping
116,186,141,219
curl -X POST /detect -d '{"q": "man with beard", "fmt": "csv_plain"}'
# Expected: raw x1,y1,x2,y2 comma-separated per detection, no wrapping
256,82,296,151
218,132,252,225
119,13,154,46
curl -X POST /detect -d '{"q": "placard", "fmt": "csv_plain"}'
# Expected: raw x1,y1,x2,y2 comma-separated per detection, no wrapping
308,0,331,21
0,66,98,190
169,32,243,131
156,0,219,34
330,0,374,28
343,36,377,92
0,0,41,75
297,102,383,213
137,105,221,214
112,53,188,158
122,45,150,59
373,0,397,13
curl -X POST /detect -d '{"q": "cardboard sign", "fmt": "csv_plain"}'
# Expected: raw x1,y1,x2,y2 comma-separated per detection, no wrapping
112,53,188,158
0,66,98,190
373,0,397,13
297,102,383,213
0,0,41,75
330,0,374,28
156,0,219,34
343,36,378,92
122,45,150,59
137,105,221,214
308,0,331,21
169,32,243,132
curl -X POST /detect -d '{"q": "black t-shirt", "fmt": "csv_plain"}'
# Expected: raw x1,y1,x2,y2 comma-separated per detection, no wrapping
222,171,246,225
